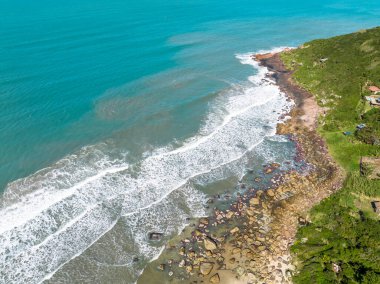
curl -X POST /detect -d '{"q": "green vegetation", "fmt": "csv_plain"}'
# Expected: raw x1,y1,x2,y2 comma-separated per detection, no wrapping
281,27,380,283
291,174,380,283
361,162,374,177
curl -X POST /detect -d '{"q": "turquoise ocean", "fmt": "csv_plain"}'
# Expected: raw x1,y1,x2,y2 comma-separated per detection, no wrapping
0,0,379,283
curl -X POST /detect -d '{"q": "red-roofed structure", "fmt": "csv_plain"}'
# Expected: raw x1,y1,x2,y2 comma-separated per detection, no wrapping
368,86,380,92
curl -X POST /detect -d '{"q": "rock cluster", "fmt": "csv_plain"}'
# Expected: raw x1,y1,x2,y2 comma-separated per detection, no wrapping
152,50,344,284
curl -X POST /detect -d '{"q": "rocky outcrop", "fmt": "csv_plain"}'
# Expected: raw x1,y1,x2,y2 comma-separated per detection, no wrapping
149,50,343,284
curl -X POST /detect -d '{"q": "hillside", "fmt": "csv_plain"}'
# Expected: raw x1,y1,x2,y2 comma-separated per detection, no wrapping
281,27,380,283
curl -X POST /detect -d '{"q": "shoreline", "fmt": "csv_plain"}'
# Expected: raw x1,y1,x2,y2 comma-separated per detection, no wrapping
255,51,321,131
138,49,345,284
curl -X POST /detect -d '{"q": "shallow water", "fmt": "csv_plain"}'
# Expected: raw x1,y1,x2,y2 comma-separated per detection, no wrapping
1,0,380,283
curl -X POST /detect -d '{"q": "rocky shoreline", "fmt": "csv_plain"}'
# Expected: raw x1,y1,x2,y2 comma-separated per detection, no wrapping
138,50,345,284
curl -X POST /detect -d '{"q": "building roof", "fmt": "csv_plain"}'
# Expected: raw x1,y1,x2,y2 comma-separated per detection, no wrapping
369,86,380,92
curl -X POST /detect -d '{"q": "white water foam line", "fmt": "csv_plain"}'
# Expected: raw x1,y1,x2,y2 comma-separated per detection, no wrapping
0,47,294,284
0,164,130,235
41,217,120,283
43,185,207,284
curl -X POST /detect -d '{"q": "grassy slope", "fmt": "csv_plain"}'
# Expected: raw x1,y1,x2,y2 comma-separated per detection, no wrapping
281,27,380,283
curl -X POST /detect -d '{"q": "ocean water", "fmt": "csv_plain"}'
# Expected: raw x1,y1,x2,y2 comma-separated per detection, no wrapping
0,0,379,283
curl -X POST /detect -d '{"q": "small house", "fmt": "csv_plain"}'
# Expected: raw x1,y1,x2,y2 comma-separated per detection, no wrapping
368,86,380,93
365,95,380,107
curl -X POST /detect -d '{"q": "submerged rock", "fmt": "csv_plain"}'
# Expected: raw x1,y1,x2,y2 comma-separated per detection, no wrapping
149,232,163,241
157,264,166,271
179,259,185,268
265,167,273,174
200,217,209,225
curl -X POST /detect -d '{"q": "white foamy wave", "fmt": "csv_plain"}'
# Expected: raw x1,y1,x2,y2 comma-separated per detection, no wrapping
43,184,206,283
0,47,293,284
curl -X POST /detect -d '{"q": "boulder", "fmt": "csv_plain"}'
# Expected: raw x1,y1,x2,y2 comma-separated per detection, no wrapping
187,250,195,258
200,262,214,275
258,246,266,251
225,211,234,219
232,248,241,255
250,198,260,206
255,53,274,60
149,232,163,241
230,227,240,234
257,235,265,242
265,168,273,174
271,162,280,168
204,237,217,251
210,273,220,283
236,266,245,276
246,208,255,216
194,230,203,237
200,217,209,225
157,264,166,271
246,252,253,258
179,247,185,255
